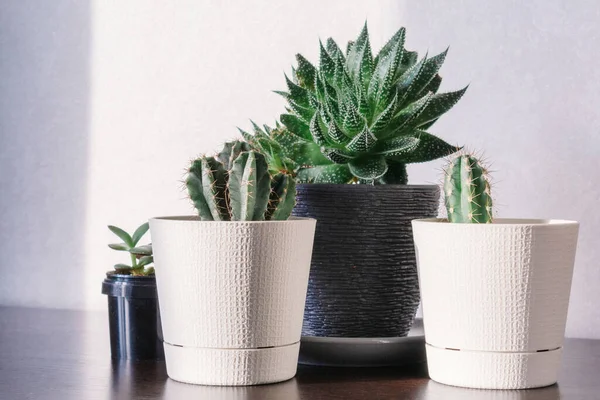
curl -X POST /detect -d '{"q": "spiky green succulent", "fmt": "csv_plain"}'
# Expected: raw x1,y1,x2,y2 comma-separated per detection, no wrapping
244,22,467,184
443,153,493,223
108,223,154,276
186,141,296,221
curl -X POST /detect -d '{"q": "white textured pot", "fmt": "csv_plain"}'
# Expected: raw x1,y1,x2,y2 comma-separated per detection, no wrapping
412,218,579,390
149,216,316,386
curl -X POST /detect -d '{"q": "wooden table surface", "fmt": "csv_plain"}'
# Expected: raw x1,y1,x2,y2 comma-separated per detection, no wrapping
0,307,598,400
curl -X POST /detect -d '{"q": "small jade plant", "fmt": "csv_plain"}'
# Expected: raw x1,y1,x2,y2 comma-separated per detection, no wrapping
186,140,296,221
443,153,493,223
108,222,154,275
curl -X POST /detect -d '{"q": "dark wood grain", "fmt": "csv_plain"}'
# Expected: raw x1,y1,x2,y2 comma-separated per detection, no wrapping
0,306,598,399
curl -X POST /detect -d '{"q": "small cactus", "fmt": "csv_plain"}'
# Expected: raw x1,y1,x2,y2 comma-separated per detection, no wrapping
443,153,493,223
186,141,296,221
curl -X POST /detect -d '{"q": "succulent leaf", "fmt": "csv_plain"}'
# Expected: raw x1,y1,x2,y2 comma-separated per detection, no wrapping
138,255,154,267
346,125,376,153
296,164,353,184
108,243,130,251
280,113,312,141
108,226,134,247
378,161,408,184
129,244,152,256
372,136,419,156
321,147,356,164
390,130,458,163
285,74,310,108
319,40,336,84
309,112,328,145
413,86,469,127
348,156,388,180
114,264,132,274
326,120,350,145
131,222,149,246
295,54,316,91
326,37,344,61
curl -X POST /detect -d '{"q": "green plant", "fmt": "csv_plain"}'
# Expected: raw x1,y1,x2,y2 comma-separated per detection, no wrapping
443,153,493,223
108,223,155,275
186,141,296,221
243,22,467,184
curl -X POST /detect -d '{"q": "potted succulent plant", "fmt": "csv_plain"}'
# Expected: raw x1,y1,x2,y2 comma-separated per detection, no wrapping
101,223,164,360
242,23,467,343
412,153,579,389
150,141,316,386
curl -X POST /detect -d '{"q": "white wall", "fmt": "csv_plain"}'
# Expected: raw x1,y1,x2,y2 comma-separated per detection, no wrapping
1,0,598,338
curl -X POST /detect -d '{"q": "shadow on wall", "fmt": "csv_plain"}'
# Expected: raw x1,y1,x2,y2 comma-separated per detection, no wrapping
0,0,90,308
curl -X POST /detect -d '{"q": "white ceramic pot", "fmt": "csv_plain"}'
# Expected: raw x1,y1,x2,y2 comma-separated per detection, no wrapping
412,218,579,390
149,216,317,386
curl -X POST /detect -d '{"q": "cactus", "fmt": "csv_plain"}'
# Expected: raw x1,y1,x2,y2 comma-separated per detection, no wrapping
242,22,466,184
186,141,296,221
443,154,493,223
107,223,154,275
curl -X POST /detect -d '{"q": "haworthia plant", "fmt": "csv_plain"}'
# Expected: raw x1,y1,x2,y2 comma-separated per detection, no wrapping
107,223,154,275
243,22,467,184
443,153,493,223
186,141,296,221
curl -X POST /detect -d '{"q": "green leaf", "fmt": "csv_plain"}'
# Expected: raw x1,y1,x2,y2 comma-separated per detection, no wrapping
108,226,133,247
138,256,154,267
377,161,408,184
287,98,314,124
348,156,388,180
346,125,377,153
108,243,130,251
285,74,310,108
319,40,336,84
389,92,433,134
347,22,373,87
114,264,132,274
416,74,442,98
397,55,427,103
280,114,311,141
403,48,448,102
370,93,398,135
395,50,418,79
372,135,419,157
143,267,155,276
320,147,356,164
326,120,350,145
390,130,459,164
413,86,468,127
297,164,354,184
309,112,328,146
342,100,364,134
373,27,406,70
131,222,149,246
325,37,344,61
295,54,316,91
129,244,152,256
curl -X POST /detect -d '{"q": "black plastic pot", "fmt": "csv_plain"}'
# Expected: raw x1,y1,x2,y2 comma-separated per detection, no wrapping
101,272,164,360
292,184,440,338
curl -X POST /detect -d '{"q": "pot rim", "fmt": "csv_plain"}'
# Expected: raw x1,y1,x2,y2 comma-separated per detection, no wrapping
296,183,439,189
413,218,578,227
149,215,316,224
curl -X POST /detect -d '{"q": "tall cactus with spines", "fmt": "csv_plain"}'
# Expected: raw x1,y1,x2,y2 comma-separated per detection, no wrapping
186,141,296,221
243,22,466,184
443,154,493,223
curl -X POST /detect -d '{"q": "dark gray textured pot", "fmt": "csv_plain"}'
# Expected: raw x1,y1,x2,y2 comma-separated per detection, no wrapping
292,184,440,338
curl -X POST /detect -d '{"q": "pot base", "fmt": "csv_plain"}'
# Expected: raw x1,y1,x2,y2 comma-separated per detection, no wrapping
163,342,300,386
426,344,562,390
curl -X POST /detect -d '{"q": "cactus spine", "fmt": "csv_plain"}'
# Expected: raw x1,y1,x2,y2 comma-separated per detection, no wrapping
444,154,493,223
186,141,296,221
